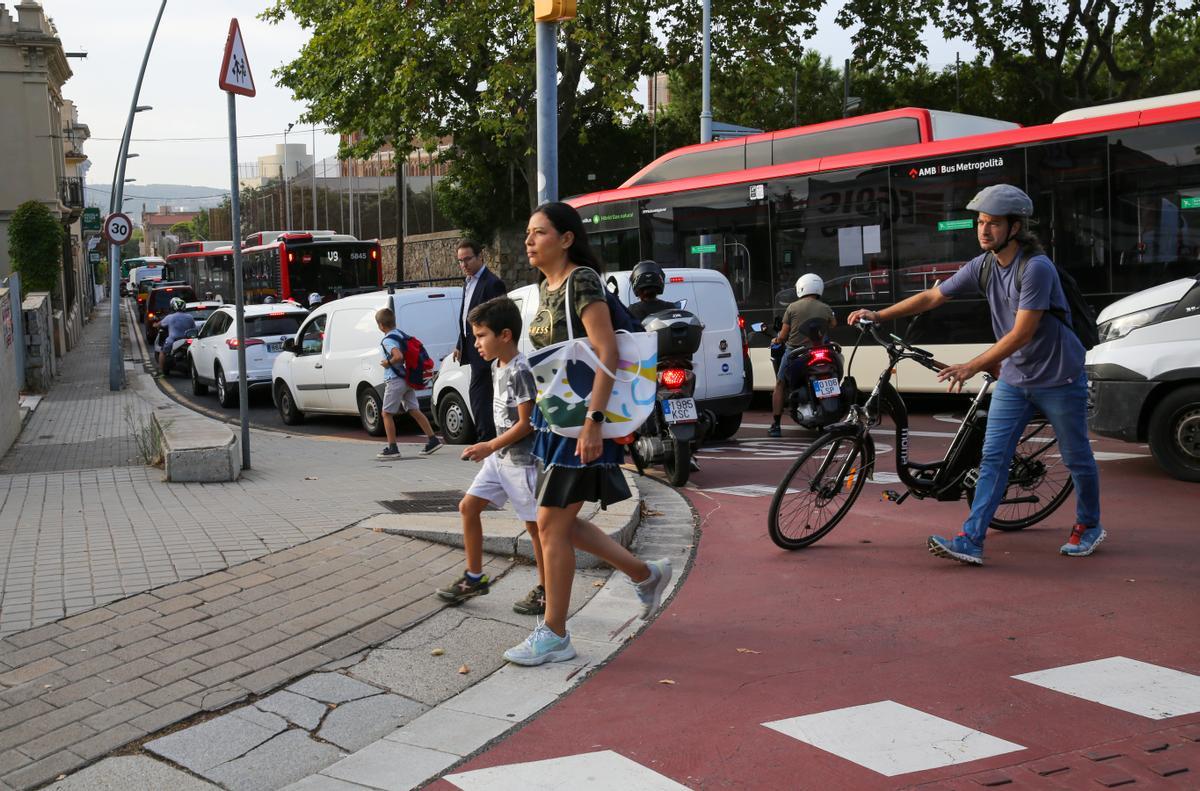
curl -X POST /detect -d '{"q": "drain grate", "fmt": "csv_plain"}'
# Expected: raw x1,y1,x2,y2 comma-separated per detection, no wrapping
379,490,499,514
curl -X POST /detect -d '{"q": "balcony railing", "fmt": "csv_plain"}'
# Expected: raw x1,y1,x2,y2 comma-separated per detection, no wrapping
60,177,83,209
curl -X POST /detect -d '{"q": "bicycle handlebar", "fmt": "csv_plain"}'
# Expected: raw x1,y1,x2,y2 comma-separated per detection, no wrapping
855,319,949,372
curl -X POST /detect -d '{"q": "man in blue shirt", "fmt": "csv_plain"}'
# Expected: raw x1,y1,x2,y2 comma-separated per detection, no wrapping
155,298,195,375
849,184,1104,565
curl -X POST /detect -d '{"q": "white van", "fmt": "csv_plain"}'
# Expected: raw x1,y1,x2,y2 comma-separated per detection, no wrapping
271,286,463,435
432,268,752,444
1086,274,1200,482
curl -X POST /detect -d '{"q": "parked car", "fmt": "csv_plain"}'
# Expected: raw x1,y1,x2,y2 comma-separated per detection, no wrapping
1086,273,1200,482
143,283,197,343
270,286,463,435
189,303,309,408
432,267,753,444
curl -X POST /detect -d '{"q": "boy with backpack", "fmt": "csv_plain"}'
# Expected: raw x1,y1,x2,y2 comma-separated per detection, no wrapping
375,307,443,459
437,297,547,615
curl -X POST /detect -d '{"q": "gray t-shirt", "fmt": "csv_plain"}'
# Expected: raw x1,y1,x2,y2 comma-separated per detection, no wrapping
939,251,1085,388
492,352,537,465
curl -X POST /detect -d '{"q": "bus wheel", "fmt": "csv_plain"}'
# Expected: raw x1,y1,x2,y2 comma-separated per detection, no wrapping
276,382,304,426
358,386,385,436
1148,385,1200,482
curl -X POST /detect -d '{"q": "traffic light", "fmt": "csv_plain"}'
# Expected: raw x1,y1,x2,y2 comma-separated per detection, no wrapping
534,0,576,21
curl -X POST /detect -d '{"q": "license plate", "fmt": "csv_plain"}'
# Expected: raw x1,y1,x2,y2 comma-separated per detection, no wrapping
814,377,841,399
267,342,283,353
662,398,697,423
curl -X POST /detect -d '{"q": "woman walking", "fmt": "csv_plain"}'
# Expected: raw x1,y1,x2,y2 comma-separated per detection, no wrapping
504,202,672,666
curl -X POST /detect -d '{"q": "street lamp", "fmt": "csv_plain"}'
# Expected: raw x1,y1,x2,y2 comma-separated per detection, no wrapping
283,122,295,229
135,105,153,112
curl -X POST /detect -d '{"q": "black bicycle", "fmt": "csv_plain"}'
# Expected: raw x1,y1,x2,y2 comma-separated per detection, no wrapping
767,320,1074,550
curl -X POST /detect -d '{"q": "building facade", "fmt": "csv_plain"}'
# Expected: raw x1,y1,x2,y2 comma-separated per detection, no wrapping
141,207,199,256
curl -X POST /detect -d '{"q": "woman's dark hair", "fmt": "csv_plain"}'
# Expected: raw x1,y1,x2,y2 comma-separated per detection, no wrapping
467,296,522,339
532,201,604,271
1010,217,1044,255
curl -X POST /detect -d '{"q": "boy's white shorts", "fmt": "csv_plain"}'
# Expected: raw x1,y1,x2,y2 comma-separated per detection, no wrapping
466,455,538,522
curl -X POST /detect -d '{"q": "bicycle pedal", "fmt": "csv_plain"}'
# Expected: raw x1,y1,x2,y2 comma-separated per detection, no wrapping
882,489,902,502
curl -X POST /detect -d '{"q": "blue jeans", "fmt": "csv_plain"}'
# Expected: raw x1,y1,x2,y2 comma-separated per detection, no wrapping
961,377,1101,546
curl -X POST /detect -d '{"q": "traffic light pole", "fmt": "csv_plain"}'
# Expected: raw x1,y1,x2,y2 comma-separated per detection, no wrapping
700,0,712,144
535,20,558,204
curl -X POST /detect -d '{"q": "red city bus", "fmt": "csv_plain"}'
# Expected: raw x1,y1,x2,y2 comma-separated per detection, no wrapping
567,91,1200,391
165,231,382,305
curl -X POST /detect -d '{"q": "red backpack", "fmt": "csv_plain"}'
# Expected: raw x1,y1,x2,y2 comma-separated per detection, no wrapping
383,330,435,388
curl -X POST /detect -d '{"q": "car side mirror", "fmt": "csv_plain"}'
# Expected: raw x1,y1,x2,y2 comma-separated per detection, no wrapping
283,338,296,353
750,322,766,333
185,329,198,339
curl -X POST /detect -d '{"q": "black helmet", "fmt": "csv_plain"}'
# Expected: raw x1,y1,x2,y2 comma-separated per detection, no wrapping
631,260,665,298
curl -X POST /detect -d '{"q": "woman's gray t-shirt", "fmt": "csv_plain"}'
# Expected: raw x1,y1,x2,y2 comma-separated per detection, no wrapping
938,251,1086,388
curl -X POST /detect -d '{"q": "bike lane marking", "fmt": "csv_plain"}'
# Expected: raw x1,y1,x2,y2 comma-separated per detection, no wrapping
1013,657,1200,719
445,750,688,790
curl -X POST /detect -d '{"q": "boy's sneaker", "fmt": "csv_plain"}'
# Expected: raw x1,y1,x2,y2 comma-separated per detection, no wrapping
1060,524,1106,556
376,446,401,460
767,423,782,438
513,584,546,615
419,436,444,456
633,559,673,618
436,572,490,603
504,622,576,666
928,533,984,566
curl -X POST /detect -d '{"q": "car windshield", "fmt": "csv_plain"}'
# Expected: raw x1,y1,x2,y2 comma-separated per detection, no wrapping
187,309,216,323
246,314,305,338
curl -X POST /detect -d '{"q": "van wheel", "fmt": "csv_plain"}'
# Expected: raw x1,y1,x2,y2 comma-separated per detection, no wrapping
1148,385,1200,482
215,365,237,408
709,413,743,441
438,392,476,445
190,356,208,396
359,387,385,436
276,382,304,425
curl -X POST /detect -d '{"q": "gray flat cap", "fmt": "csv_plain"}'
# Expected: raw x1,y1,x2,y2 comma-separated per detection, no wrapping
966,184,1034,217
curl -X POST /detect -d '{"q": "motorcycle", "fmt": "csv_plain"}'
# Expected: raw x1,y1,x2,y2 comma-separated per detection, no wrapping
756,318,854,432
157,326,199,376
629,308,713,486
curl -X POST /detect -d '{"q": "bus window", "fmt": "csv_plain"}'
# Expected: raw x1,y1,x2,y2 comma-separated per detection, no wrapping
1110,121,1200,294
633,144,745,185
772,168,893,312
773,118,921,168
583,201,641,271
1026,137,1109,296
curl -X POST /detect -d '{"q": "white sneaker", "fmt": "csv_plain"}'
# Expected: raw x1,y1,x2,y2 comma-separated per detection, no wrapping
503,622,576,666
634,558,673,618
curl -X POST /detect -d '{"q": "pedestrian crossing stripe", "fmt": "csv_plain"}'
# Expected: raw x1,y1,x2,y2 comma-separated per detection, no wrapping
1013,656,1200,720
762,700,1025,777
445,749,689,790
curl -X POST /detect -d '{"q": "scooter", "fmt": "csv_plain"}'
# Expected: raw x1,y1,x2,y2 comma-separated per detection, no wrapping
629,308,712,487
774,318,854,431
156,326,198,376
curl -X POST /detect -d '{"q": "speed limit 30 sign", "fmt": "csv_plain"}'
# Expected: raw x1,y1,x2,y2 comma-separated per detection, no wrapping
103,212,134,245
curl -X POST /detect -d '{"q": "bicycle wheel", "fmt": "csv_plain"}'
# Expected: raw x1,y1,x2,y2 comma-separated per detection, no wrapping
768,432,869,550
969,417,1075,531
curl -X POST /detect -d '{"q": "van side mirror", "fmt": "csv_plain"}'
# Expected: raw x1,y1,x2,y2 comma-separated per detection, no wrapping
750,322,766,334
283,338,296,353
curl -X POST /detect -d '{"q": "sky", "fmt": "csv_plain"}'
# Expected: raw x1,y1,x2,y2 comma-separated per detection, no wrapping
44,1,974,192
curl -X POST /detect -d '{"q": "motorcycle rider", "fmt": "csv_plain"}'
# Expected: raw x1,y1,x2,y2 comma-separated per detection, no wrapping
627,260,677,322
768,273,836,437
155,297,195,375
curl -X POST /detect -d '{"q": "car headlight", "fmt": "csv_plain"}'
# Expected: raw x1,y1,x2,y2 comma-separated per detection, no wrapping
1096,303,1174,343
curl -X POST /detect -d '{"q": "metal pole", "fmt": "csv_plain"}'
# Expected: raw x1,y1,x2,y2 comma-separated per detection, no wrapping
375,153,383,240
535,20,558,203
109,0,167,391
842,58,851,118
348,157,355,237
311,125,318,227
700,0,712,144
227,92,251,469
283,127,291,229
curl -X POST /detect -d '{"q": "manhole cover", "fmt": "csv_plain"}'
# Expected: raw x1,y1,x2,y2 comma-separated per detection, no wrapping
379,490,498,514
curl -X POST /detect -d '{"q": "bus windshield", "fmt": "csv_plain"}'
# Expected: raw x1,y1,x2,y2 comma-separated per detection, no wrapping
285,242,380,298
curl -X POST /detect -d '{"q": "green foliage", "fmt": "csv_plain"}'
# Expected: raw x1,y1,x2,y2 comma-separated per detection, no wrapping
189,210,211,242
7,200,63,293
120,227,142,261
169,221,192,241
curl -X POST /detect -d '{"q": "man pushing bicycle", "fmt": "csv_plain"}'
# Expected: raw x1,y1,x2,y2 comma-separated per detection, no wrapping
848,184,1104,566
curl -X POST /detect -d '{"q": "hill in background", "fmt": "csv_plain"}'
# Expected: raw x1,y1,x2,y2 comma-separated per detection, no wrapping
85,184,229,225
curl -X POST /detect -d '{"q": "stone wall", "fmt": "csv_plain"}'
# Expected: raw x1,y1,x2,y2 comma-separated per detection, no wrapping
0,287,19,455
22,292,54,392
382,229,535,291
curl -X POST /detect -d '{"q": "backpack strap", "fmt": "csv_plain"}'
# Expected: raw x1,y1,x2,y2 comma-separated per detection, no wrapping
381,329,406,377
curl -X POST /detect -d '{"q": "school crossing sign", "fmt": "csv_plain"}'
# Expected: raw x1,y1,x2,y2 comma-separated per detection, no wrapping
218,18,256,97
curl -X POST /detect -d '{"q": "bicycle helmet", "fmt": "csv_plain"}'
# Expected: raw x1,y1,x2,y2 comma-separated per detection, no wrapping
795,273,825,298
169,297,186,312
966,184,1033,217
631,260,666,298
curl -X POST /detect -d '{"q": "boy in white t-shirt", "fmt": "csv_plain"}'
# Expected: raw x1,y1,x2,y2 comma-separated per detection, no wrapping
437,297,546,615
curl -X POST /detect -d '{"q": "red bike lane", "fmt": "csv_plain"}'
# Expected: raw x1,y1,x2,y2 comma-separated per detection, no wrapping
432,420,1200,789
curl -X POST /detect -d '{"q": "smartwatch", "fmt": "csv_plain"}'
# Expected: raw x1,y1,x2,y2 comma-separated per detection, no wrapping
587,410,605,424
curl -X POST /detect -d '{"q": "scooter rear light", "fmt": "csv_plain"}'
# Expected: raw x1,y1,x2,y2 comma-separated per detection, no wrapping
659,368,687,390
808,348,833,365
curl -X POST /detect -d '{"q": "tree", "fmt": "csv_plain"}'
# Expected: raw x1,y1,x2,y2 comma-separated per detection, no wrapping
262,0,824,243
169,221,192,242
189,210,211,242
7,200,63,293
120,228,142,261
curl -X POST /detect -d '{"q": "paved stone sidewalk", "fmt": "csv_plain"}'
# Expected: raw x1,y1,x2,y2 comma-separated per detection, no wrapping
0,300,496,636
0,525,513,789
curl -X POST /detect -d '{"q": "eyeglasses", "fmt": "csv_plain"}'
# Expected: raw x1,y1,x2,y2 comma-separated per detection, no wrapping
456,255,475,264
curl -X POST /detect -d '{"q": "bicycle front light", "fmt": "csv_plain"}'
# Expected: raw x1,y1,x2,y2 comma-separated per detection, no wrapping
1096,302,1174,344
